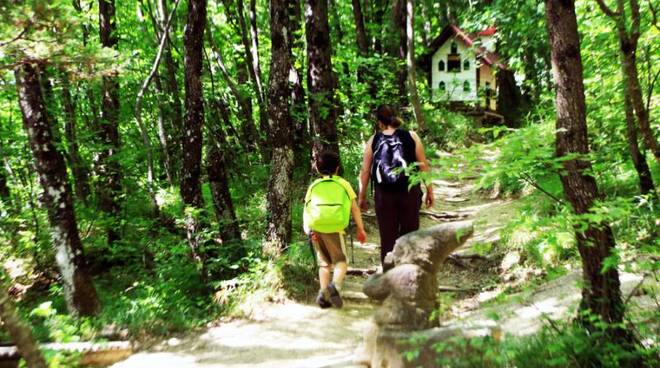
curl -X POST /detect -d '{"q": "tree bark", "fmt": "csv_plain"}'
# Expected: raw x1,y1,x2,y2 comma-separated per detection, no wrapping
15,64,100,316
352,0,370,55
305,0,340,160
372,0,387,53
288,0,308,166
545,0,627,338
405,0,426,131
624,91,655,195
0,153,10,202
391,0,407,108
615,0,659,162
207,100,241,243
182,0,207,268
496,69,523,126
0,281,47,368
59,73,91,204
158,0,184,185
98,0,123,244
181,0,206,209
248,0,270,157
265,0,295,254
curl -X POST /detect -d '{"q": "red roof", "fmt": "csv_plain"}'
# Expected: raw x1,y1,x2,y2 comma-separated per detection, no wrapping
478,27,497,36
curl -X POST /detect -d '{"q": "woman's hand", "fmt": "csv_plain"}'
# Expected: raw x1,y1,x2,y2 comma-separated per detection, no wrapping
358,194,368,211
425,186,434,208
356,227,367,244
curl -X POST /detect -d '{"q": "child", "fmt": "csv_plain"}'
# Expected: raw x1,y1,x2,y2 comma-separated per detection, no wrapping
304,151,367,308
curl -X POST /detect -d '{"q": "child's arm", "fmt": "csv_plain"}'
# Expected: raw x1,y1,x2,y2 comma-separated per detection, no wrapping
350,199,367,243
358,135,375,210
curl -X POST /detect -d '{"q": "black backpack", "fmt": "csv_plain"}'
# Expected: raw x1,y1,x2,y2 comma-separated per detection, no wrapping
371,132,409,189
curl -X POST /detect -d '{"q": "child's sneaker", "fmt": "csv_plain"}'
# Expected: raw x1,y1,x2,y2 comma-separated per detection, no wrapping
316,290,331,309
327,283,343,308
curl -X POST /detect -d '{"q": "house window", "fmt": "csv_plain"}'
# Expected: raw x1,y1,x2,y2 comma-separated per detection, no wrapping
451,42,458,54
463,60,470,70
438,60,445,71
447,56,461,73
463,81,471,92
439,81,446,92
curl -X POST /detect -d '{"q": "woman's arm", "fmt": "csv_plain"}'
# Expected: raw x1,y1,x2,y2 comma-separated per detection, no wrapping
410,131,434,208
358,135,374,210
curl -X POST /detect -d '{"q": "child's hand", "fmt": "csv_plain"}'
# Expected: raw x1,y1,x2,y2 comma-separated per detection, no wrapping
356,228,367,244
311,232,319,242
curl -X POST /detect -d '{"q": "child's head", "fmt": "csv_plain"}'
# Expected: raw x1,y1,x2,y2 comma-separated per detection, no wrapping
316,150,340,176
376,104,402,128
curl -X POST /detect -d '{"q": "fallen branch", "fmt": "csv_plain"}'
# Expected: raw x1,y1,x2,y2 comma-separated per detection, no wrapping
438,285,480,292
347,267,378,276
446,255,469,269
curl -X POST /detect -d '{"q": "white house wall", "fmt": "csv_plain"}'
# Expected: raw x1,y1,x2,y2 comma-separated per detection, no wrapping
431,37,478,102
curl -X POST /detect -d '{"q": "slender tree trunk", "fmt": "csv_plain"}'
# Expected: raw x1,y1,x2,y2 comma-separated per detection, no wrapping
248,0,270,157
620,38,659,162
288,0,308,166
265,0,295,255
545,0,628,339
208,100,241,243
182,0,207,268
206,32,259,148
405,0,426,131
0,154,9,202
305,0,340,160
0,280,47,368
15,64,100,316
154,75,176,186
624,92,655,195
372,0,386,53
158,0,184,185
391,0,407,108
98,0,123,244
59,73,91,204
352,0,369,55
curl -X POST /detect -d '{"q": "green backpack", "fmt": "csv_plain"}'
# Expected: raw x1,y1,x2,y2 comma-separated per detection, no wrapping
304,176,352,233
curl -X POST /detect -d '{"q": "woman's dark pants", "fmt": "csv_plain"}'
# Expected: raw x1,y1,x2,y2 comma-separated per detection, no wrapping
374,185,423,270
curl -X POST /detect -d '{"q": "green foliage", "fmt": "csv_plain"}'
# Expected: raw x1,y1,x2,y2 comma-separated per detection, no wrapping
405,316,659,368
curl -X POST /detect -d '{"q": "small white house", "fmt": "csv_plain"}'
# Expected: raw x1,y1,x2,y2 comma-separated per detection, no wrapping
428,25,505,111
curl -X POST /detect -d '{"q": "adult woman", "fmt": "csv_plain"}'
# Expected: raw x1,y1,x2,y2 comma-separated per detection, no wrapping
358,105,434,270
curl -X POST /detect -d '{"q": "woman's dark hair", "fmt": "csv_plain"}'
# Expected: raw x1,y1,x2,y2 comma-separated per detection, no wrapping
316,150,340,175
376,104,402,128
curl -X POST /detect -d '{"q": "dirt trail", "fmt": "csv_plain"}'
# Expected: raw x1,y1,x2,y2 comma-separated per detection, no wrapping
113,171,657,367
113,173,506,367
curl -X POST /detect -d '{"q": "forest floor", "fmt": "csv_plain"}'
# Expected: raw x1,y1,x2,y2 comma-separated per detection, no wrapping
111,161,655,368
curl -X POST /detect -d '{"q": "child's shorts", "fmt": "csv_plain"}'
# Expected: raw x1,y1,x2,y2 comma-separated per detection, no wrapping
312,232,347,267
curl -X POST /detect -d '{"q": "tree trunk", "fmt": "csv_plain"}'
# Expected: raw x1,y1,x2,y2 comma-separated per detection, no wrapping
0,280,47,368
545,0,627,338
619,34,660,163
265,0,295,255
59,73,91,204
158,0,183,185
305,0,340,160
624,92,655,195
496,69,523,126
288,0,308,167
352,0,370,55
372,0,387,53
391,0,407,108
405,0,426,132
248,0,270,158
98,0,123,244
207,100,241,243
182,0,207,266
15,64,100,316
0,154,9,202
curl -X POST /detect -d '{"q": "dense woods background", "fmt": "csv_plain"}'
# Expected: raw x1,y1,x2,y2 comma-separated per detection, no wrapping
0,0,657,366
